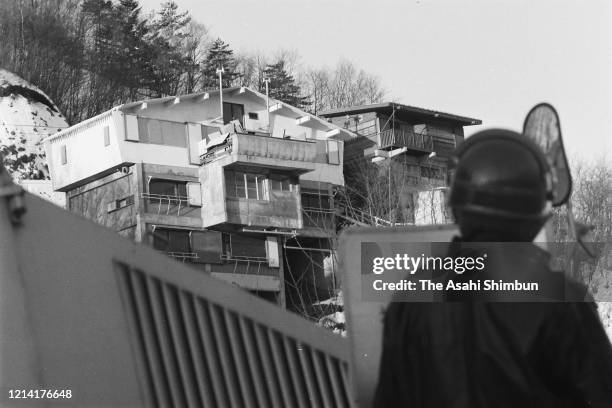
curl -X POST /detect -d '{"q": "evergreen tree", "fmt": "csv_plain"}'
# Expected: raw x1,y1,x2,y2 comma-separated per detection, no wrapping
148,1,192,96
262,60,309,109
201,38,240,89
154,1,191,44
115,0,152,99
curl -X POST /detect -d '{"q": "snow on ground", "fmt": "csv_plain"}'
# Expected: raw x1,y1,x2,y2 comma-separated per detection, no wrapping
0,69,68,180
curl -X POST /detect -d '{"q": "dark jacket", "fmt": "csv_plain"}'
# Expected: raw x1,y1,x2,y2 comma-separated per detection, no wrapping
374,241,612,408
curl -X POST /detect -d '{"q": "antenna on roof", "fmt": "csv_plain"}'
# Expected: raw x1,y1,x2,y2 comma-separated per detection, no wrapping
216,67,225,123
264,77,271,133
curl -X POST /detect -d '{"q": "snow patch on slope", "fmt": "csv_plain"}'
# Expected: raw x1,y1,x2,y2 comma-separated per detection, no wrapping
0,69,68,180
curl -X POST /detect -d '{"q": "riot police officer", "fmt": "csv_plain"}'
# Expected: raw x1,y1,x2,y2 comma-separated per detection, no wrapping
374,129,612,407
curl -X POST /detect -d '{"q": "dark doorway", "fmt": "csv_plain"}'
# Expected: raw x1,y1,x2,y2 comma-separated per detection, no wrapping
223,102,245,126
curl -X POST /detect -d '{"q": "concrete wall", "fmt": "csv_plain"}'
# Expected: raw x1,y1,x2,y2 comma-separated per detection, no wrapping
200,160,227,228
301,139,344,186
67,169,138,238
45,111,124,191
226,191,302,229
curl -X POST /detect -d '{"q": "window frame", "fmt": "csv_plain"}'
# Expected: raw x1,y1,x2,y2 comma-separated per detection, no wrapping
225,170,269,200
148,178,189,198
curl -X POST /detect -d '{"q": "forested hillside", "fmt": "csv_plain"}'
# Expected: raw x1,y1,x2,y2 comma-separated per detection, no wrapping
0,0,386,126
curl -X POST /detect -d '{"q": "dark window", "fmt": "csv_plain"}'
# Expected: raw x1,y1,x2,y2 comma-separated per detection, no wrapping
149,179,188,197
191,230,223,264
60,145,67,165
223,102,245,125
224,233,267,259
420,166,443,180
152,228,190,253
248,112,259,120
302,191,331,209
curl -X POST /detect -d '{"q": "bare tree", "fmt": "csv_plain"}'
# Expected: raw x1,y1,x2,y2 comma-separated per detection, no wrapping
327,59,386,109
303,67,330,115
571,157,612,241
235,50,268,90
180,21,210,93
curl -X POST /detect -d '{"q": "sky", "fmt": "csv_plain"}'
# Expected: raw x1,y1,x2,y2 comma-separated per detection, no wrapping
142,0,611,162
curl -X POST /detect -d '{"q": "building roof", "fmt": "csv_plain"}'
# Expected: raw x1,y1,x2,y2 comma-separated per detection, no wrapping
45,87,356,144
319,102,482,126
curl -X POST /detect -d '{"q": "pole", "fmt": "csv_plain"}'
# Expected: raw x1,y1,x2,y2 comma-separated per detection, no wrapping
389,106,396,220
264,77,271,133
216,67,225,122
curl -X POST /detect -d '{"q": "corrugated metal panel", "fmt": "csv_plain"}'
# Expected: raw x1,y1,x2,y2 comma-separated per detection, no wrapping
116,264,352,408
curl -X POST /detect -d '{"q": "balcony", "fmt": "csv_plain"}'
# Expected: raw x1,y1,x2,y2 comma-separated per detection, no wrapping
374,129,434,154
224,190,302,229
141,192,200,218
200,133,336,173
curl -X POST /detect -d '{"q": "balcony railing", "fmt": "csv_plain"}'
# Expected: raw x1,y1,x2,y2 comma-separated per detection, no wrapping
141,193,198,217
167,251,199,263
200,133,330,167
221,254,269,275
378,129,434,152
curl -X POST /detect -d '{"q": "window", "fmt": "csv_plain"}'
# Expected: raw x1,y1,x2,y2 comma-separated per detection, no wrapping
107,195,135,213
137,117,187,147
270,176,292,192
152,228,191,253
103,126,110,146
248,112,259,120
413,124,428,135
421,166,443,180
191,230,222,264
152,228,222,263
225,170,267,200
60,145,67,165
302,191,331,209
222,233,267,259
149,179,188,197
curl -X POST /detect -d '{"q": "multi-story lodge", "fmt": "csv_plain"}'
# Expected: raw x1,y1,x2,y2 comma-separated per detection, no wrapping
44,87,353,309
320,103,481,224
